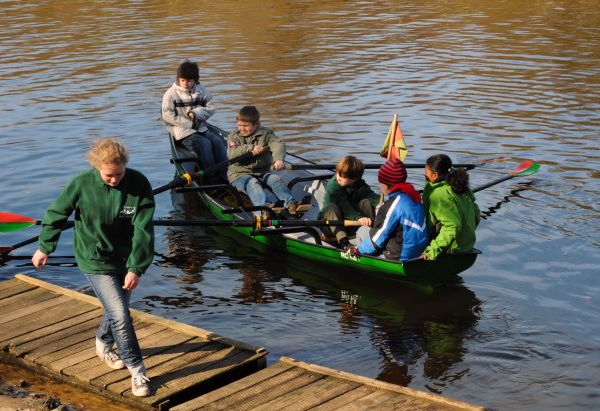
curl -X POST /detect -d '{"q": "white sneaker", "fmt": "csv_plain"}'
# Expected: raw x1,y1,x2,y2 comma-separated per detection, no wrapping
132,374,151,397
96,348,126,370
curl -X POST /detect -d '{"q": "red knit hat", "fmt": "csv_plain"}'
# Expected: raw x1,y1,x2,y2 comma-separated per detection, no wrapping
378,158,407,186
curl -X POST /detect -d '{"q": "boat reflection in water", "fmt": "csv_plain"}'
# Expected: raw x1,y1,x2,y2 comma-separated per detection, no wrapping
151,189,480,389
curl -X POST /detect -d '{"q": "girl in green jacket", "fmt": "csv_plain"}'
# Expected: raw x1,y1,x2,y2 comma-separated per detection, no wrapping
422,154,480,261
31,138,154,397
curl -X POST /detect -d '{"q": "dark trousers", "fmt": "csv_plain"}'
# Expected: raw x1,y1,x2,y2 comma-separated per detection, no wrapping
321,199,375,243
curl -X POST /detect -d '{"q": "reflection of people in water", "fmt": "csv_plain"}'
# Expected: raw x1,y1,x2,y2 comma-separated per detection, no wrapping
283,254,481,386
369,281,481,385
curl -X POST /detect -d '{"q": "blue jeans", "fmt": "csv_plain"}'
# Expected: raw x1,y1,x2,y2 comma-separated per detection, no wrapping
85,274,144,373
180,132,228,183
231,173,294,207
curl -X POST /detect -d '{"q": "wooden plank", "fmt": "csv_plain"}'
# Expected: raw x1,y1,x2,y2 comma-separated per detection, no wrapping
52,323,165,376
251,376,360,411
309,385,377,410
0,277,23,291
134,349,258,405
332,390,399,410
0,286,56,309
171,362,295,411
16,274,266,356
0,281,38,300
76,327,194,385
369,394,447,410
29,327,97,364
0,294,70,325
11,317,99,357
3,309,102,351
0,299,97,343
110,340,227,396
279,357,486,411
209,370,327,411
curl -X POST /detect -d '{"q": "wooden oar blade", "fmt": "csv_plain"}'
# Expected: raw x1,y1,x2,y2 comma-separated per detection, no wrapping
0,212,37,232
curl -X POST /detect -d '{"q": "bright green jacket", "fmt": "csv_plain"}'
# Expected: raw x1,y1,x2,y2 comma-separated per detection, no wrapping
422,180,480,260
38,168,155,276
319,177,379,221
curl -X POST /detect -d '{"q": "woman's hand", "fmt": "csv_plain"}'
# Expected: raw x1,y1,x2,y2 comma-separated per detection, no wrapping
122,272,140,291
32,249,48,269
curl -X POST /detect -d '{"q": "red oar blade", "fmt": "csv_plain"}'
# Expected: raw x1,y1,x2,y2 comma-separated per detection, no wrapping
511,161,540,176
0,212,37,233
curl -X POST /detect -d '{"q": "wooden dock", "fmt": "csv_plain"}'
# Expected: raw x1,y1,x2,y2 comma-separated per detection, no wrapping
0,275,487,410
172,356,487,411
0,274,267,410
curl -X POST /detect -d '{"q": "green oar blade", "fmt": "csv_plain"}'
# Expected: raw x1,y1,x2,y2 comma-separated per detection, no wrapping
0,212,37,233
0,212,36,233
512,161,540,176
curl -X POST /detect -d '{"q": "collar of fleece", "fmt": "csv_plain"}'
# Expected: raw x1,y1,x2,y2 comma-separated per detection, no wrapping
389,182,421,203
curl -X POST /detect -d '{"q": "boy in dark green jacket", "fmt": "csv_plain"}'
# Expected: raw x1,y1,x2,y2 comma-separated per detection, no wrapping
319,155,379,250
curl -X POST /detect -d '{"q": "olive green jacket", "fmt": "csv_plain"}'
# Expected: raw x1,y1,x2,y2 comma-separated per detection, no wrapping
226,126,286,183
38,168,155,276
422,180,480,260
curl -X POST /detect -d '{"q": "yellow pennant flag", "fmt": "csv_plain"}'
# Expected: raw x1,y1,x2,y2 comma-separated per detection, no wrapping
380,114,407,161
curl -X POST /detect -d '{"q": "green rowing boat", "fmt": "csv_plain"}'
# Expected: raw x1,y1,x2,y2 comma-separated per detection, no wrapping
168,124,479,286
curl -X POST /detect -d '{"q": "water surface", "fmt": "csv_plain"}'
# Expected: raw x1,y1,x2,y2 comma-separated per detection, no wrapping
1,1,599,409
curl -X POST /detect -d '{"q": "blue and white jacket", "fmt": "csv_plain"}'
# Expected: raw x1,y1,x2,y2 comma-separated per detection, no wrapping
357,191,429,262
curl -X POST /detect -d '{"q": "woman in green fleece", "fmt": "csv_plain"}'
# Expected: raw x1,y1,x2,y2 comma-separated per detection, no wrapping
31,138,154,397
422,154,480,261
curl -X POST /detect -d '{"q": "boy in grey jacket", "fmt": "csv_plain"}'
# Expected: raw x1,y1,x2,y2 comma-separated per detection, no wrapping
162,60,227,183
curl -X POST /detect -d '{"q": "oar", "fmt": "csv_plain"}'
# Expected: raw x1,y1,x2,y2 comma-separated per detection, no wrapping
152,152,253,195
0,213,363,233
473,160,540,193
283,157,508,171
152,218,363,228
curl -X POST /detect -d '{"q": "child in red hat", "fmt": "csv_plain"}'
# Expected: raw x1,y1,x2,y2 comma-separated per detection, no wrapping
354,158,429,261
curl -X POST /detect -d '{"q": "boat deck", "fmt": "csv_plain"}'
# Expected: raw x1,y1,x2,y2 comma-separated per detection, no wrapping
0,274,267,410
172,356,487,411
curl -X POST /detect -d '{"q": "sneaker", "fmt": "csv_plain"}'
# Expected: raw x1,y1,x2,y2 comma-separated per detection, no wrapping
287,201,297,215
132,374,151,397
338,237,350,251
96,348,125,370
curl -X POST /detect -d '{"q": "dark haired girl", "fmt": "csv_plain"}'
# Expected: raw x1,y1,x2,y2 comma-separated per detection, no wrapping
422,154,480,260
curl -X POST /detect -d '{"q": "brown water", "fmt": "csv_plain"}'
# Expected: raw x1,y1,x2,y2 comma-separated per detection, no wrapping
1,1,599,410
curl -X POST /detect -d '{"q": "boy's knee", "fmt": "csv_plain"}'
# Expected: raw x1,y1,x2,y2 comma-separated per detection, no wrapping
322,203,342,219
357,199,375,218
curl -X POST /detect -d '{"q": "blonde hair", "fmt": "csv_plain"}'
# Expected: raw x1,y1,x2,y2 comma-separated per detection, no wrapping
87,138,129,168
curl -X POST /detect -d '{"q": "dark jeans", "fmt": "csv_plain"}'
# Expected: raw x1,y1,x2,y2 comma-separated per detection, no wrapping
321,198,375,242
180,132,228,183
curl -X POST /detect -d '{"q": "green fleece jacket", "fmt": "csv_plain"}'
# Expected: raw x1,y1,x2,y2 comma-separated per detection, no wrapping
319,177,379,221
38,168,155,276
422,180,480,260
226,126,286,183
